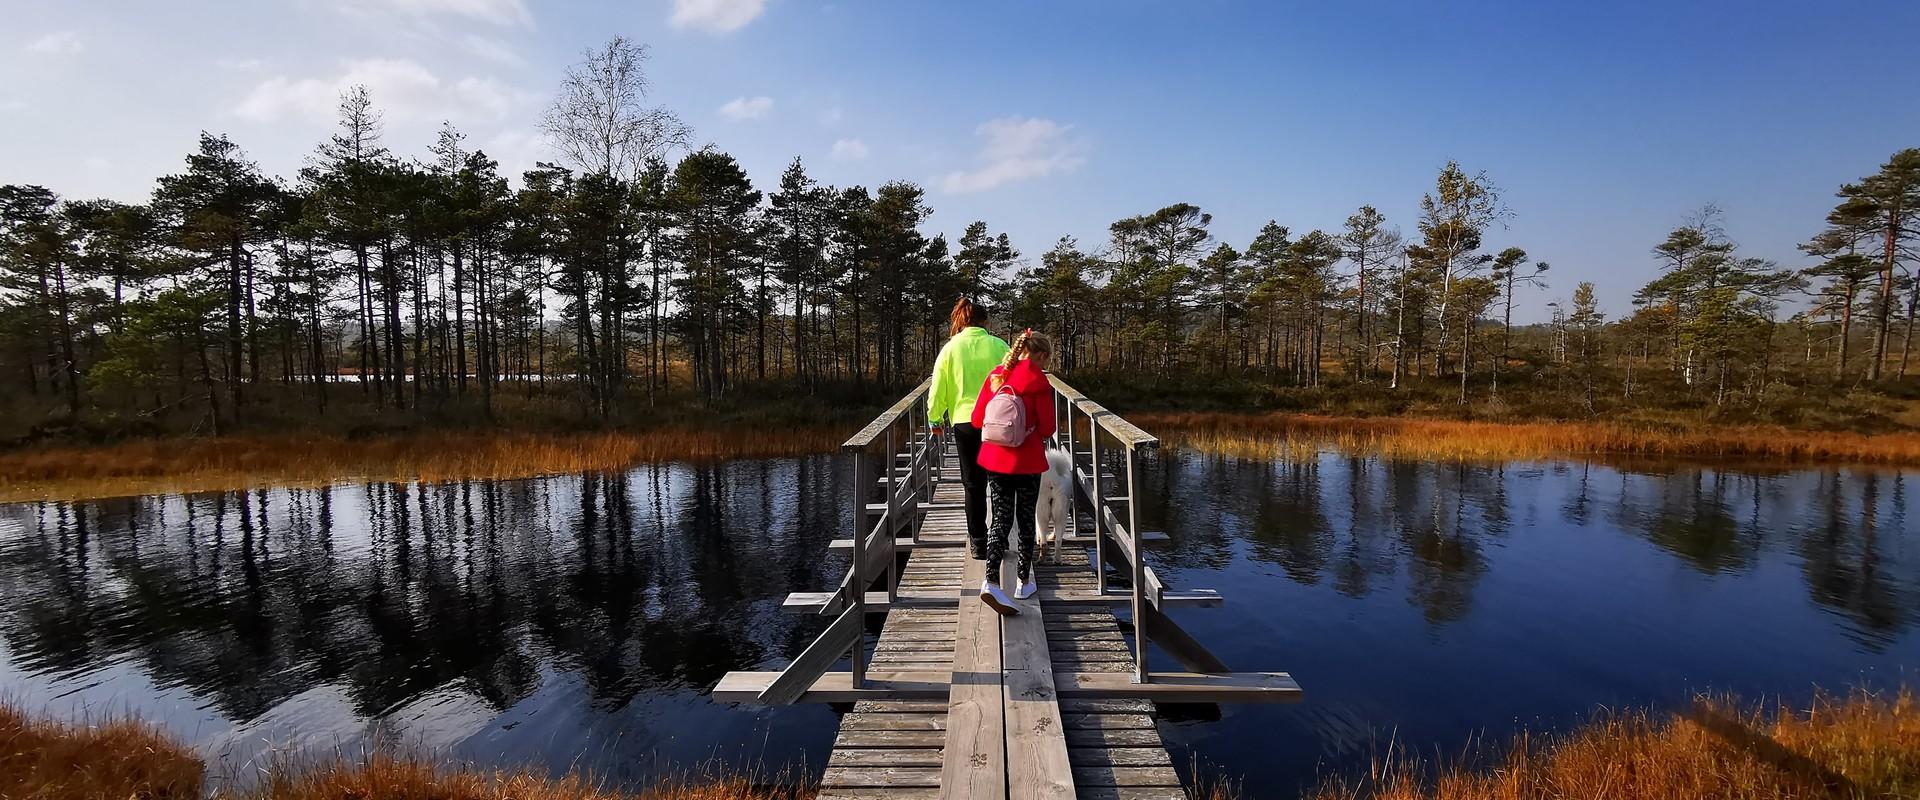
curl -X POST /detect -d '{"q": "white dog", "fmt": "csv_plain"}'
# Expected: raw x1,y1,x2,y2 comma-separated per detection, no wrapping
1036,444,1074,565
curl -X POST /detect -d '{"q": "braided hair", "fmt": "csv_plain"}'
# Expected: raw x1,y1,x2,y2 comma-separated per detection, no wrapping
1001,328,1054,371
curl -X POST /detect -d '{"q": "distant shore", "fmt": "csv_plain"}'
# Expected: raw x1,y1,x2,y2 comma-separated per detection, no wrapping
5,410,1920,504
0,427,846,503
1141,411,1920,468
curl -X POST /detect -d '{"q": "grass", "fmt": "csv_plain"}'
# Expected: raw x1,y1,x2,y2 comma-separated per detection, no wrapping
0,426,846,503
1139,411,1920,467
1307,687,1920,800
0,704,205,799
0,703,810,800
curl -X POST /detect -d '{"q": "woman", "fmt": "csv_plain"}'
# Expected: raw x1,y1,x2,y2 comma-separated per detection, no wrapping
926,297,1010,560
970,329,1056,615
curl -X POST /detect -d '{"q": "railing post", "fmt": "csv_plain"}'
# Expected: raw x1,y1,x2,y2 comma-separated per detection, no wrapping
1126,443,1147,683
885,425,899,604
1092,423,1106,596
850,447,867,688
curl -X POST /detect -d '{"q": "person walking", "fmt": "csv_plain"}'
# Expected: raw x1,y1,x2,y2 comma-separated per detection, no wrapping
970,329,1055,615
927,297,1010,560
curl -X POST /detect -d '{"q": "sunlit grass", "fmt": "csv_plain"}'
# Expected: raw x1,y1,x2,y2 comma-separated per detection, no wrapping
0,704,205,799
1140,412,1920,466
0,427,845,503
1307,687,1920,800
0,703,811,800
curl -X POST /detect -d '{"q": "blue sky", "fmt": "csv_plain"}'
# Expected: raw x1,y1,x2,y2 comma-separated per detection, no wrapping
2,0,1916,321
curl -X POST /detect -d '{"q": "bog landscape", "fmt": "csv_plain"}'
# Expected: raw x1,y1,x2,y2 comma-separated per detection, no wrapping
1,3,1917,799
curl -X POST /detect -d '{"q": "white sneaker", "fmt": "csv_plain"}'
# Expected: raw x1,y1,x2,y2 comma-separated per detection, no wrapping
1014,578,1038,600
979,580,1018,616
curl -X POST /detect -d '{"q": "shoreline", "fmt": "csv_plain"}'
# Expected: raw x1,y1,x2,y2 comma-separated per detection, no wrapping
1139,411,1920,468
5,412,1920,503
0,427,847,504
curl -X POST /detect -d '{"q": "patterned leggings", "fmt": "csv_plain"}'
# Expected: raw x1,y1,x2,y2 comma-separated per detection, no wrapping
986,472,1039,585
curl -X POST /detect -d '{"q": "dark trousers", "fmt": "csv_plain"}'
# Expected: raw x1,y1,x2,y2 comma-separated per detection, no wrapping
953,423,989,555
986,471,1040,585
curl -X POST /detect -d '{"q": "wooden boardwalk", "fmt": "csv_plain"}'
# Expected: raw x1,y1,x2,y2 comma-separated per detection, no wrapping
715,376,1301,800
817,476,1185,800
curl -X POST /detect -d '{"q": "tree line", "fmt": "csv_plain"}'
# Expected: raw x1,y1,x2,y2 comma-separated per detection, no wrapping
1,36,1916,437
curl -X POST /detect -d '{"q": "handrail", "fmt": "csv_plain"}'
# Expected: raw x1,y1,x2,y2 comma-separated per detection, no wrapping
842,377,932,451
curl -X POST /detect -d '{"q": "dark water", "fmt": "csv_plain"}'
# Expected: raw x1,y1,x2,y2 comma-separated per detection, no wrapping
1,453,1916,798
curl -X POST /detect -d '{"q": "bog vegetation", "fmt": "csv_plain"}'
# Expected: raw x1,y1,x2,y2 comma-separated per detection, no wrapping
0,37,1916,448
0,704,808,800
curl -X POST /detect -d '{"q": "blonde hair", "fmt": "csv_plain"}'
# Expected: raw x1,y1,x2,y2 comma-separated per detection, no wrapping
1002,329,1054,370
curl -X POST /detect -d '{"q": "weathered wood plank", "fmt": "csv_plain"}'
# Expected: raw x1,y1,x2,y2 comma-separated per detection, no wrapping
1070,765,1182,787
822,766,943,788
830,748,947,767
939,556,1007,800
1003,564,1075,800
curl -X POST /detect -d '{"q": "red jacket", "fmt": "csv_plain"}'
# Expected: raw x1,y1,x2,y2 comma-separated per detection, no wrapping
970,360,1056,475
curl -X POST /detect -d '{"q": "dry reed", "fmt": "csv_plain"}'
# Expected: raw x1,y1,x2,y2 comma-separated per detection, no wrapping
250,755,810,800
1310,687,1920,800
0,704,810,800
0,427,845,503
1140,412,1920,467
0,704,205,799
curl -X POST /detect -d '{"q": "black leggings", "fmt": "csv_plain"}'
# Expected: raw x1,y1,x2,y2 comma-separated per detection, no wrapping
986,471,1039,584
953,423,989,552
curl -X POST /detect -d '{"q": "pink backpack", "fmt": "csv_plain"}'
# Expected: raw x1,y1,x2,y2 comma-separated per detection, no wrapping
980,379,1030,447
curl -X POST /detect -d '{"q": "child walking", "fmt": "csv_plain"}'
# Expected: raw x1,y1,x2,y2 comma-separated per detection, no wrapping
970,330,1055,615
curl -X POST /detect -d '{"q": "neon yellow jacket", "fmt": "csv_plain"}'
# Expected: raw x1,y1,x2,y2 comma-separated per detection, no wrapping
928,326,1010,425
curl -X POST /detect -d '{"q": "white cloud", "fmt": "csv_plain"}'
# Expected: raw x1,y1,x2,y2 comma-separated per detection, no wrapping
670,0,767,33
216,57,265,71
0,99,25,113
818,106,843,126
83,156,111,171
718,95,773,121
232,58,527,124
830,138,868,161
940,117,1087,194
331,0,531,26
24,31,84,55
459,34,523,65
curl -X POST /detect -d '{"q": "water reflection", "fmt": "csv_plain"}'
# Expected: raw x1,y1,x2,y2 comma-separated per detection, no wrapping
0,451,1916,799
0,458,848,786
1140,451,1919,798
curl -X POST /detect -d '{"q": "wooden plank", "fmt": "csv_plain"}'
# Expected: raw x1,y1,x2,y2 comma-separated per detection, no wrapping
1070,765,1182,787
834,729,947,748
939,555,1006,800
830,749,946,767
820,788,941,800
713,671,952,703
1056,671,1304,703
841,713,947,731
1072,788,1186,800
1140,604,1230,674
1064,748,1171,767
1002,563,1075,800
821,766,942,788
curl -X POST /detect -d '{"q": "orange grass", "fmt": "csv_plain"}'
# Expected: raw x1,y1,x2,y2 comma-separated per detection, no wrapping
0,427,845,503
0,704,205,799
251,755,810,800
1139,412,1920,467
1309,687,1920,800
1,704,810,800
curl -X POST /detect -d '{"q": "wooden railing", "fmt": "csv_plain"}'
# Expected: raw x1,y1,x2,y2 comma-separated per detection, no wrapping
755,378,944,702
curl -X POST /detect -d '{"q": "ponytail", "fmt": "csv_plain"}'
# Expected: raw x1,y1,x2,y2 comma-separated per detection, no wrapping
948,296,987,337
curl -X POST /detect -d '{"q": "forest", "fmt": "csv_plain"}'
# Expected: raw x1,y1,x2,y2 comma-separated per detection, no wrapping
2,37,1918,444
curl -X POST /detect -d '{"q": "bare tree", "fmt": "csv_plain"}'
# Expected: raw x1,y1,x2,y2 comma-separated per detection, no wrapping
541,36,693,178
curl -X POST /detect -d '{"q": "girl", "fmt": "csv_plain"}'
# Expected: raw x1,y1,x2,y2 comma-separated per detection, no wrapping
926,297,1010,559
970,329,1056,615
